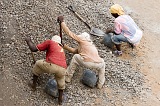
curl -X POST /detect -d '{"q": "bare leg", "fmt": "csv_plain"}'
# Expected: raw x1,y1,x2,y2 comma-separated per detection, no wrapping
58,89,63,105
28,74,38,91
115,44,121,51
114,44,123,55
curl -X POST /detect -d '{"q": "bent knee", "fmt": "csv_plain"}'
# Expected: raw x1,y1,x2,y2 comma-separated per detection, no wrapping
35,60,44,66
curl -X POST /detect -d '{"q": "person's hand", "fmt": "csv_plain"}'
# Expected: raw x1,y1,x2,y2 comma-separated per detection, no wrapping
59,43,64,47
57,16,64,23
106,27,113,34
25,37,31,42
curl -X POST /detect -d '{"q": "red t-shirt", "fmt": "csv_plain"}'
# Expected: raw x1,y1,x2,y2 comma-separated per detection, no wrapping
37,40,67,68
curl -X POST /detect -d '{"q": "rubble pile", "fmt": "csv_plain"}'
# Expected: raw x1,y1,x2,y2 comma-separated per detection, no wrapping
1,0,148,106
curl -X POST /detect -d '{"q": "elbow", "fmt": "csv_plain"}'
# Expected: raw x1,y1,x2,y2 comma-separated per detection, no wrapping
73,49,78,54
30,46,38,52
26,40,38,52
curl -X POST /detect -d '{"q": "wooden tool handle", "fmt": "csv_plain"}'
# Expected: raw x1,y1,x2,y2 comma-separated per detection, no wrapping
74,12,91,29
59,23,62,44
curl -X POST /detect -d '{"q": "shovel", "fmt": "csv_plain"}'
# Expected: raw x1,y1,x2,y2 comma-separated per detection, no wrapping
68,5,106,36
68,5,91,30
68,5,114,49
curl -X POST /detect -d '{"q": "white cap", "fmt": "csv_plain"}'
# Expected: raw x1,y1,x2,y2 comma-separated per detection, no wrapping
79,32,91,41
51,35,61,44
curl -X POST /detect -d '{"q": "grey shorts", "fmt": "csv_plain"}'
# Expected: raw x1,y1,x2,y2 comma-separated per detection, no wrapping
111,34,129,44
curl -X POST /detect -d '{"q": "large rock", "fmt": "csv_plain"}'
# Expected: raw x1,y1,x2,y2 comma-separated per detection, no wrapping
101,33,115,49
81,69,98,88
44,79,58,97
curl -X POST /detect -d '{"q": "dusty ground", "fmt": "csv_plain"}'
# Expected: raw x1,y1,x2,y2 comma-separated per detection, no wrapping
113,0,160,105
0,0,160,106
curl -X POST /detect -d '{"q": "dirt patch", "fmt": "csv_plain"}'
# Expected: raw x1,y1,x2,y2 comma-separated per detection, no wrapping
113,0,160,105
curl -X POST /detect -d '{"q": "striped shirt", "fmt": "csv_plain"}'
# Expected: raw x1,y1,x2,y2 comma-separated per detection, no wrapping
114,15,143,44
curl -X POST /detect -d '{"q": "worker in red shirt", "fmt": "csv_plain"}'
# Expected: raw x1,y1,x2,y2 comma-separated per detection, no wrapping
25,35,67,105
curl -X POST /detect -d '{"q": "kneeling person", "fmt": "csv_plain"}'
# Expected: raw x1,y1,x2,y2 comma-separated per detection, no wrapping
106,4,143,55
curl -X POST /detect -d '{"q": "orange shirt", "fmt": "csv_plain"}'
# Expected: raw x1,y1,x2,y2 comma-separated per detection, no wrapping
61,22,103,63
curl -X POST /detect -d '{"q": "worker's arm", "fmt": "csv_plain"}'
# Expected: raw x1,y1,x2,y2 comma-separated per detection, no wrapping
63,44,78,54
106,27,118,35
25,37,38,52
106,27,114,33
57,16,81,42
106,21,122,35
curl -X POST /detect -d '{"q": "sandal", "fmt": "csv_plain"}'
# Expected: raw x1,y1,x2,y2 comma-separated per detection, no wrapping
113,50,122,56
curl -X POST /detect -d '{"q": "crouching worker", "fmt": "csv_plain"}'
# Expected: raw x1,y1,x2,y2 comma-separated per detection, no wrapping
57,16,105,89
25,35,67,105
106,4,143,55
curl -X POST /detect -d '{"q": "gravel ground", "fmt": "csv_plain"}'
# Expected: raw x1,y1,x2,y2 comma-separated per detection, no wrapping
0,0,149,106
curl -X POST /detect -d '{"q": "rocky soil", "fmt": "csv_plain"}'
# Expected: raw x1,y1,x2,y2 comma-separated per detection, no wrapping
0,0,151,106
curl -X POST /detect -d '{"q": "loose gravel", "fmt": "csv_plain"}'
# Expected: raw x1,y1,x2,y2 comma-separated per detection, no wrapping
1,0,149,106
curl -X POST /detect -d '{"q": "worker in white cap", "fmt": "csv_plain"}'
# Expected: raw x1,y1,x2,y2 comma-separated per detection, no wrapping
57,16,105,89
25,35,67,105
